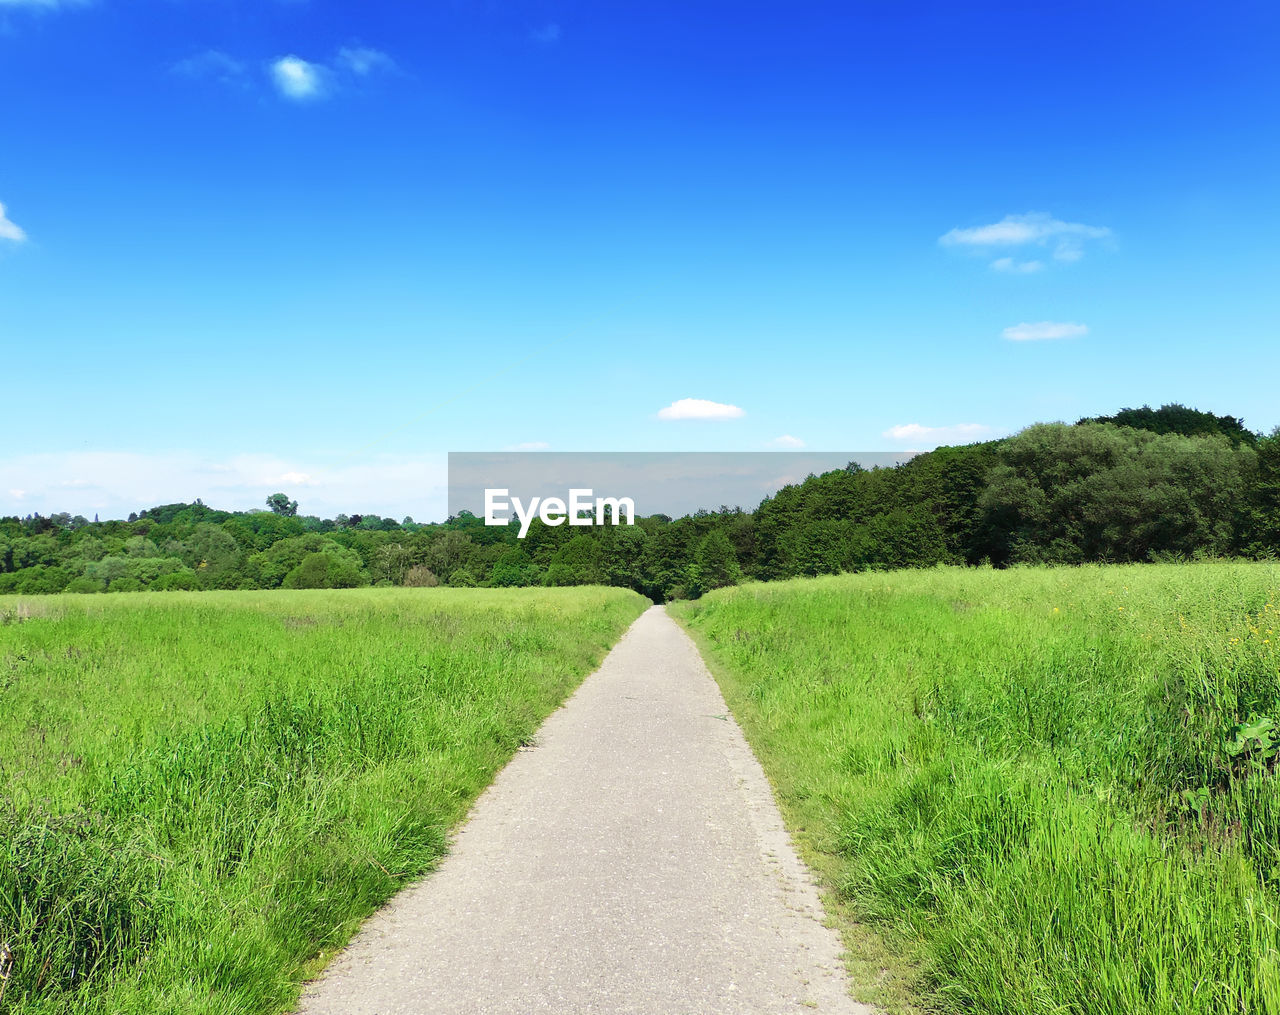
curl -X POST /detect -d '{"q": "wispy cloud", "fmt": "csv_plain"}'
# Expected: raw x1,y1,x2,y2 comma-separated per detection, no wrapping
0,202,27,243
335,46,396,76
0,0,86,9
530,23,562,44
270,55,326,101
766,435,805,448
1002,321,1088,342
0,451,449,522
172,49,247,86
991,256,1043,274
941,211,1110,269
657,398,746,421
883,423,994,448
174,45,397,102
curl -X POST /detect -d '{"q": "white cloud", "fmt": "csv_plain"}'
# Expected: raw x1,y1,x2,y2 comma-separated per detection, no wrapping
505,441,550,451
0,202,27,243
657,398,746,421
940,212,1110,267
530,23,562,44
336,46,395,76
0,0,84,8
991,257,1043,274
0,451,450,522
1002,321,1088,342
766,435,805,448
271,56,326,101
883,423,994,448
172,50,246,86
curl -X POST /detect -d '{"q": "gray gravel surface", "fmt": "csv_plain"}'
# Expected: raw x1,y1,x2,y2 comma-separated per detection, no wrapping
297,605,873,1015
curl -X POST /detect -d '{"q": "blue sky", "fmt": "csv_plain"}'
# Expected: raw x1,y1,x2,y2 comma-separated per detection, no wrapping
2,0,1277,519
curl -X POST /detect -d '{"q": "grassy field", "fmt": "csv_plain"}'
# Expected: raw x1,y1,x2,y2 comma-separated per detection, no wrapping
0,587,647,1014
674,561,1280,1015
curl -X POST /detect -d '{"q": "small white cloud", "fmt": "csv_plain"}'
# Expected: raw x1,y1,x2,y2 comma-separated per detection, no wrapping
336,46,395,76
941,212,1110,265
883,423,994,447
172,49,246,85
991,257,1043,274
767,435,805,448
0,202,27,244
0,0,84,8
505,442,550,451
8,489,25,499
280,471,315,485
657,398,746,421
271,55,326,101
1002,321,1088,342
530,23,561,44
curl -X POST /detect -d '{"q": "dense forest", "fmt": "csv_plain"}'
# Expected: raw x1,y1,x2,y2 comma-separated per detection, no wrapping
3,405,1278,603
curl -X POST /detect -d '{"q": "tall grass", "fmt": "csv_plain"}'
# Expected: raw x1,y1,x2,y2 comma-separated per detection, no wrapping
0,587,646,1014
674,561,1280,1014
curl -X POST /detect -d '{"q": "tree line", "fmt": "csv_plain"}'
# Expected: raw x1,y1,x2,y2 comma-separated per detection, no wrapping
3,405,1277,602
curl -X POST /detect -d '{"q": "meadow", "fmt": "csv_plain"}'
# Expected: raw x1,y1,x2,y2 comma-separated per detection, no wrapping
0,587,647,1014
674,561,1280,1014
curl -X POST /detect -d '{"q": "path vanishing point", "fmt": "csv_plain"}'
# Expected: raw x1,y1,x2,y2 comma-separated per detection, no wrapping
298,606,873,1015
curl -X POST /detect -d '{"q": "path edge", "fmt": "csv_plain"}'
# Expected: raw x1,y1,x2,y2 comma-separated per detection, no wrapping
667,601,916,1013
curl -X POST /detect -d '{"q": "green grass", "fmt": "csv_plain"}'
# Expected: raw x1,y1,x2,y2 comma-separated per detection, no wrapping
0,586,647,1014
673,561,1280,1015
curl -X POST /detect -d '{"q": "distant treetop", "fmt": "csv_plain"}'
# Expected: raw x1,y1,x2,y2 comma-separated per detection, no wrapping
266,493,299,517
1078,403,1257,447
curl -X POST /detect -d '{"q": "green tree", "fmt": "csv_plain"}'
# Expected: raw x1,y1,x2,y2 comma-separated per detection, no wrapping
282,552,364,589
1245,429,1280,556
489,547,540,587
266,493,299,517
1080,403,1257,446
689,529,743,596
981,423,1254,564
544,535,603,587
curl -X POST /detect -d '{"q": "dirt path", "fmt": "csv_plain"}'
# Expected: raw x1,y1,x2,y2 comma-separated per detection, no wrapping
297,605,872,1015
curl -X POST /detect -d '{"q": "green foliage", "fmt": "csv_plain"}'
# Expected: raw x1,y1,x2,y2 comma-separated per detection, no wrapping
169,523,243,589
281,552,363,589
5,404,1278,603
447,567,477,587
0,587,647,1014
488,547,541,588
248,535,366,589
2,566,71,595
981,423,1254,564
1246,430,1280,555
688,529,743,595
677,561,1280,1015
63,576,106,594
265,493,298,517
544,535,603,587
151,570,202,591
1081,402,1257,446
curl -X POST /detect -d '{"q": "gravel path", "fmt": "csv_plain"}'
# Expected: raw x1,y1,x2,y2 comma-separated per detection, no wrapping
297,605,872,1015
